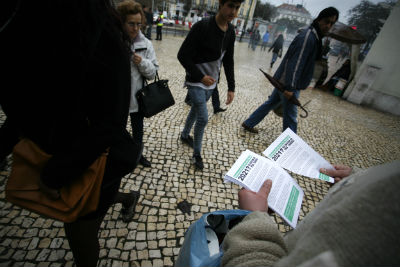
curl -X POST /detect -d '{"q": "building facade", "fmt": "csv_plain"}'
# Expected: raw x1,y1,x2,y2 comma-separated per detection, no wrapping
272,3,312,25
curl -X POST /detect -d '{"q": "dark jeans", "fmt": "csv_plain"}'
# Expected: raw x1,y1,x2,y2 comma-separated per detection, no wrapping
182,86,214,156
146,25,152,39
244,88,300,133
185,86,221,112
130,112,144,146
156,26,162,40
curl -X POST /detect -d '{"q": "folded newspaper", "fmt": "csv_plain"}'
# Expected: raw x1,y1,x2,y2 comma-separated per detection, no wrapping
224,128,335,228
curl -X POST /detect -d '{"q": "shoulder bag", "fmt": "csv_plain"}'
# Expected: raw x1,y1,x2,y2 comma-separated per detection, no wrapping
136,71,175,118
5,138,107,223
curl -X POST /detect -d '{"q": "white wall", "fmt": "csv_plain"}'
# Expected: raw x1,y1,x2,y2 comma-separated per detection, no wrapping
344,1,400,115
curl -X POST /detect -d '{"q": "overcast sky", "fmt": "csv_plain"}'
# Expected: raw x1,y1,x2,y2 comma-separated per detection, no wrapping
264,0,385,23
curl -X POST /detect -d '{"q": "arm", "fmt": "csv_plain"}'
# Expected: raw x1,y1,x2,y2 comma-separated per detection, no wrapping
222,180,288,267
136,42,159,80
283,30,315,91
223,29,236,104
177,22,204,82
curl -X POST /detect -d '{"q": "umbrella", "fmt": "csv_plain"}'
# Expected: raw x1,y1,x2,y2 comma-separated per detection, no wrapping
259,68,309,118
328,22,367,44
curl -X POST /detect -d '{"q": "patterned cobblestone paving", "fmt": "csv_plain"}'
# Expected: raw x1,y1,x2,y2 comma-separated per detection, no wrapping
1,35,400,266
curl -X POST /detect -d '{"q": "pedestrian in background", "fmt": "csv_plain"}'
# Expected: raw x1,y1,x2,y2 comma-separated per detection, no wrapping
117,0,159,169
242,7,339,134
155,13,163,40
251,29,261,51
177,0,244,170
260,30,270,51
268,33,284,68
1,0,142,266
143,5,153,40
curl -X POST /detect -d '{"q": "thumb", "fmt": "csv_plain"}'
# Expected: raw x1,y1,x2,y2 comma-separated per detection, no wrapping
259,179,272,197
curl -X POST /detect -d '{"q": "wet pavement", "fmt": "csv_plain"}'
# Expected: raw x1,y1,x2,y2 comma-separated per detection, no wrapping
1,34,400,266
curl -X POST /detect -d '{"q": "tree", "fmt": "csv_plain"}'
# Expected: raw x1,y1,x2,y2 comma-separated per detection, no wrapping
275,18,306,34
253,0,277,21
347,0,395,48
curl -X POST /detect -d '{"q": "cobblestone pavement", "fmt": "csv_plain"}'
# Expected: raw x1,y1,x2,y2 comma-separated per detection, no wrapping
1,35,400,267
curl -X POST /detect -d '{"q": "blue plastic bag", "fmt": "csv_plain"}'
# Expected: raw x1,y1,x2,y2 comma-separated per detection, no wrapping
175,209,250,267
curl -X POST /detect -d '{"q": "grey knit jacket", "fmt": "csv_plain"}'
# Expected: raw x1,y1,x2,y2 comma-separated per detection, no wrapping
222,160,400,267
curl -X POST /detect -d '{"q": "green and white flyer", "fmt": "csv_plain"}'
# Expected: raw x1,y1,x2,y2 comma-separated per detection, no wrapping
224,150,304,228
263,128,335,183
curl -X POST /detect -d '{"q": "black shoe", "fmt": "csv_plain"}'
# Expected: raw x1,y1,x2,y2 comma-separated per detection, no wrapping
180,134,194,148
121,191,140,223
192,155,204,170
139,156,151,167
214,107,227,114
242,122,259,133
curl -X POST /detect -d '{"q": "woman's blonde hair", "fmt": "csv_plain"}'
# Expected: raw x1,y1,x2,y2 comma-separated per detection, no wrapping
117,0,145,26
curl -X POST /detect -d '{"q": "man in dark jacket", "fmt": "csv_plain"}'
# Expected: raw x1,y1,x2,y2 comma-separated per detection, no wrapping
242,7,339,134
143,5,153,40
178,0,244,170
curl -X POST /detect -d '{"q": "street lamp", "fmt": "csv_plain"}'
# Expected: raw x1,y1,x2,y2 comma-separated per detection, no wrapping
239,0,253,42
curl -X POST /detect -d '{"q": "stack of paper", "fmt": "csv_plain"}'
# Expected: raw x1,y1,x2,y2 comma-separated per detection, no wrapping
224,128,335,228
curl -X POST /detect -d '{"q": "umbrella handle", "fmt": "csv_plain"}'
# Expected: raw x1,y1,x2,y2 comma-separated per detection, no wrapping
299,106,308,118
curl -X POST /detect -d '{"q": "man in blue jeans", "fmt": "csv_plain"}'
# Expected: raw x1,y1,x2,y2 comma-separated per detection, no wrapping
177,0,243,170
242,7,339,134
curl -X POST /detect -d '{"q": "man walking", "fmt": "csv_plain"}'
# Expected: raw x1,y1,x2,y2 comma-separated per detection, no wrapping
242,7,339,134
178,0,244,170
143,5,153,40
260,30,269,51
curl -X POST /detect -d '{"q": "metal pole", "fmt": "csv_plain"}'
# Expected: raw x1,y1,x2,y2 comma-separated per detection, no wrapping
239,0,253,42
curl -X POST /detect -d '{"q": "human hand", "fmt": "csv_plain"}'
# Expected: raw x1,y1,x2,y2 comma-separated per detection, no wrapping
132,53,142,65
200,75,216,86
320,164,352,183
238,179,272,212
226,91,234,105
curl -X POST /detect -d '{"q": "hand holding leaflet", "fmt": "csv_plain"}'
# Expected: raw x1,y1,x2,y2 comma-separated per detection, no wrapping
263,128,335,183
224,150,303,228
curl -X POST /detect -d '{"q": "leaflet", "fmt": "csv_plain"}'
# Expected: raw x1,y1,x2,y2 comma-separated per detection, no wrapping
224,150,303,228
263,128,335,183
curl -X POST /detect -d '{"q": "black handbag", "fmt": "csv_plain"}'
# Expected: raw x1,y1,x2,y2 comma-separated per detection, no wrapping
136,71,175,118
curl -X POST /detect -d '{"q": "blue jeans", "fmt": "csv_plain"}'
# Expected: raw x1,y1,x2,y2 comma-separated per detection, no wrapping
184,86,221,111
244,88,300,133
181,86,213,156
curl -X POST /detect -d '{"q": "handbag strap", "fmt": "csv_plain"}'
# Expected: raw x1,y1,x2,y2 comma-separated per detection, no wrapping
142,71,160,87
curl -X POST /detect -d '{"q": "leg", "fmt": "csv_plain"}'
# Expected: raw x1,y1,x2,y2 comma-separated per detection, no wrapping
130,112,150,167
64,214,105,267
160,27,162,40
244,88,281,128
147,25,152,39
183,86,212,157
282,90,300,133
130,112,144,145
271,53,278,68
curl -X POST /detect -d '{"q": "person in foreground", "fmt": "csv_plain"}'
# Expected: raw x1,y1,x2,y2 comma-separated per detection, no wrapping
1,1,140,266
242,7,339,134
117,0,159,168
177,0,243,170
221,160,400,267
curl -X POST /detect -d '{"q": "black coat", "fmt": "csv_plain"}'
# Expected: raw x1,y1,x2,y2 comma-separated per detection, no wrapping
1,0,140,218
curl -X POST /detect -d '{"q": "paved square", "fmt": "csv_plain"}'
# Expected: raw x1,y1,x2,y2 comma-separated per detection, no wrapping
1,34,400,266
